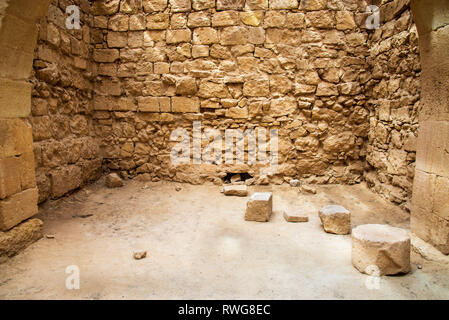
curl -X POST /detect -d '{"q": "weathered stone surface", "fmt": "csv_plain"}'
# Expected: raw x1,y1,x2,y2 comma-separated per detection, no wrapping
106,173,124,188
318,205,351,235
245,192,272,222
0,218,43,264
172,97,200,112
352,224,410,276
0,188,38,231
50,166,82,198
223,184,248,196
283,211,308,222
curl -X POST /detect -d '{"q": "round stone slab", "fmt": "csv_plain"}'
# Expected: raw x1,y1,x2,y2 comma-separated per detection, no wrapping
318,205,351,235
352,224,410,276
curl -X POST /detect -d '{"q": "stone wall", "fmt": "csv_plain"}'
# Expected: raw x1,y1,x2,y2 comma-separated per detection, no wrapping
31,0,102,203
91,0,372,185
0,0,50,232
364,0,421,210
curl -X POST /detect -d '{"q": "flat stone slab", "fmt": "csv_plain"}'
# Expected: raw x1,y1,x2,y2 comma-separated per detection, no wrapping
223,185,247,197
318,205,351,235
283,211,309,222
352,224,410,276
245,192,272,222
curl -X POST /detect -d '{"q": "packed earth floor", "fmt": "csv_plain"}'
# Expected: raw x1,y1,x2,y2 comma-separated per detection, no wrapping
0,180,448,299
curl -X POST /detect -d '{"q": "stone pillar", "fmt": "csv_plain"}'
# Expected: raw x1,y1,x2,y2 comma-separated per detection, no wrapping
410,0,449,254
0,0,50,231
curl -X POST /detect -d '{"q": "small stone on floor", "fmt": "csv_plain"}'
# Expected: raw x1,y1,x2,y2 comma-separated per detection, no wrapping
223,185,248,196
300,185,316,194
106,173,123,188
283,211,309,222
133,251,147,260
318,205,351,235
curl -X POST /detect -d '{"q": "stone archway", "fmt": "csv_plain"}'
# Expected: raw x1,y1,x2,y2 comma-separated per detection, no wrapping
0,0,50,231
410,0,449,254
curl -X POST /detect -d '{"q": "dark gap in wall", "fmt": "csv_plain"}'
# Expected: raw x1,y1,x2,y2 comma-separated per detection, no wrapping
223,172,253,184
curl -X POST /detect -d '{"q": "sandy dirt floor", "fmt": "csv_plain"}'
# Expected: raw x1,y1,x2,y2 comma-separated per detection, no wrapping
0,179,448,299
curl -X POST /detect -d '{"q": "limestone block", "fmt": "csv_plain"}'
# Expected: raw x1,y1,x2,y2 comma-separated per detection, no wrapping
416,120,449,178
223,185,248,196
166,29,192,44
91,0,120,15
192,0,215,10
50,166,82,198
316,82,339,96
107,32,128,48
352,224,411,276
170,0,191,12
109,14,130,31
225,107,248,119
269,97,297,117
0,151,36,199
283,211,308,222
0,188,38,231
220,26,249,45
217,0,245,10
0,218,43,264
188,12,211,28
336,11,356,30
147,13,170,29
172,97,200,113
243,80,270,97
138,97,170,112
143,0,168,12
245,192,272,222
270,0,298,10
0,118,34,159
193,27,219,44
0,79,32,118
212,11,240,27
318,205,351,235
93,49,120,62
245,0,268,10
306,11,334,29
130,14,146,30
106,173,124,188
240,11,263,26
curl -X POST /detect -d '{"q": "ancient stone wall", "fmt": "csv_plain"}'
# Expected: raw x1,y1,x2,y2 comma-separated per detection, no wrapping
91,0,372,185
31,0,102,203
364,0,421,210
0,0,50,233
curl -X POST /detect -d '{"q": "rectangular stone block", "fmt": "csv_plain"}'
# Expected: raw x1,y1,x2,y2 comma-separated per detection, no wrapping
138,97,171,112
50,166,82,199
0,13,38,54
172,97,200,113
0,151,36,200
429,212,449,255
93,49,120,63
0,188,38,231
223,185,248,196
411,169,435,211
0,118,33,159
245,192,272,222
0,218,43,263
217,0,245,10
147,13,170,29
433,176,449,220
0,79,32,118
416,120,449,177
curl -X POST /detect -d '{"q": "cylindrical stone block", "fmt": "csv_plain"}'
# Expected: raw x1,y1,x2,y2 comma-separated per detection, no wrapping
352,224,411,276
